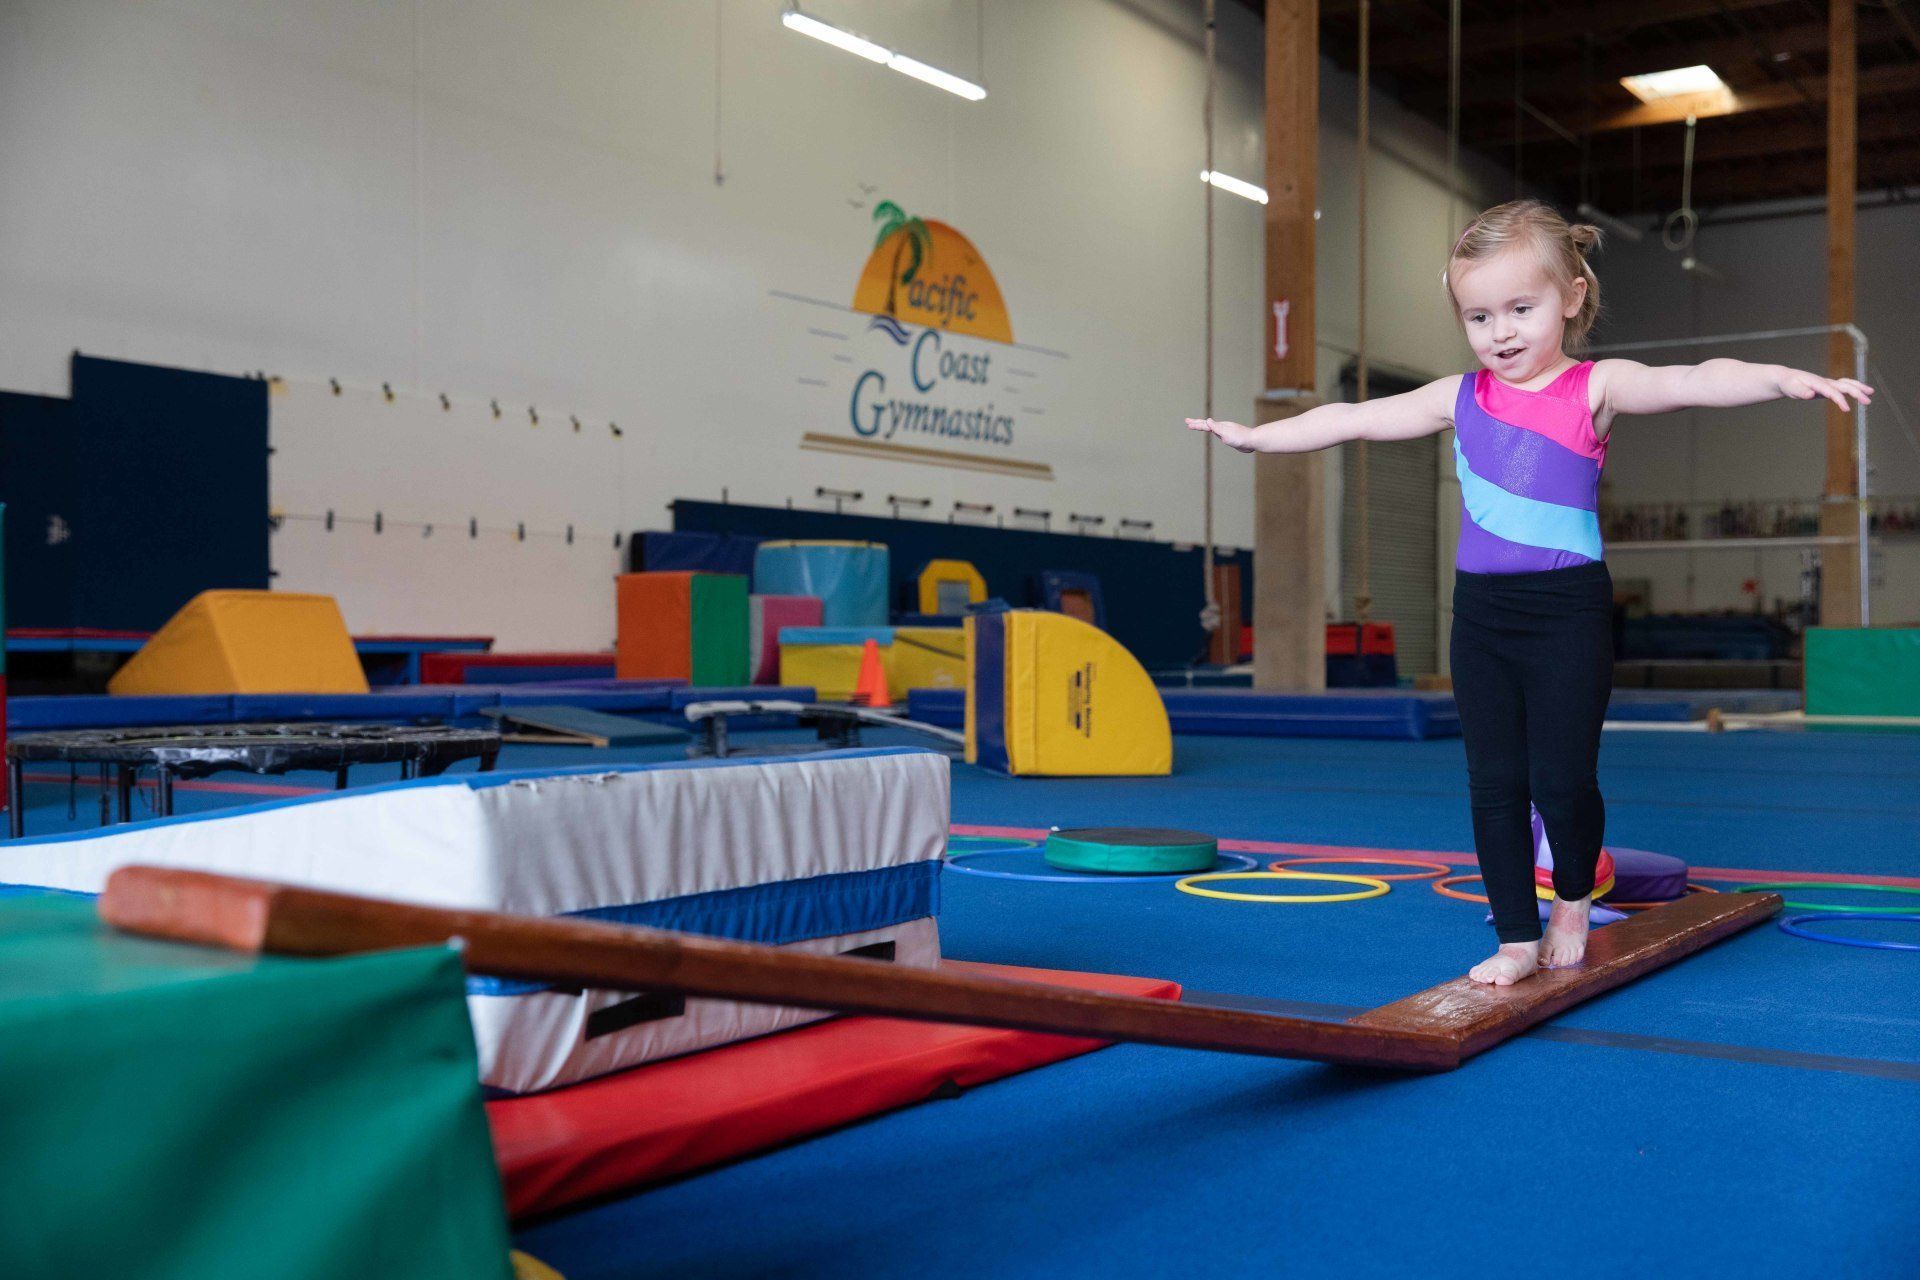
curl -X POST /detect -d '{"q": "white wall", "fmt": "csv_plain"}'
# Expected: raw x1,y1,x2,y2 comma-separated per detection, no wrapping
1594,203,1920,626
0,0,1494,646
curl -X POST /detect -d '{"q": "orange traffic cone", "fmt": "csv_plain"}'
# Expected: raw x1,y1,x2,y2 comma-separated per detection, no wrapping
850,638,892,709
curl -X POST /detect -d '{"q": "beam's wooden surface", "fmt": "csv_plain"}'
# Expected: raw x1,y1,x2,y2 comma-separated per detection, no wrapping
97,867,1458,1071
98,868,1780,1076
1348,890,1781,1058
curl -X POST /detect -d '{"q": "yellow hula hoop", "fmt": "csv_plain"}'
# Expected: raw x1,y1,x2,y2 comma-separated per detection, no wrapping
1173,870,1391,904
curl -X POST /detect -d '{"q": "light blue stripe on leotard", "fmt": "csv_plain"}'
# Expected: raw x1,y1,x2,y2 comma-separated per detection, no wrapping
1453,434,1604,561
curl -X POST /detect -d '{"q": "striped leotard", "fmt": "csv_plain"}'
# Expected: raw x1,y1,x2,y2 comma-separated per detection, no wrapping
1451,361,1606,573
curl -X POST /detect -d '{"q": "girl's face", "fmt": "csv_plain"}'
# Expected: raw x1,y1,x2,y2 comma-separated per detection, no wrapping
1450,244,1585,383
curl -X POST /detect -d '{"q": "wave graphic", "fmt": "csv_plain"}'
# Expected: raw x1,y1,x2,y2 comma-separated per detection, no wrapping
866,313,912,345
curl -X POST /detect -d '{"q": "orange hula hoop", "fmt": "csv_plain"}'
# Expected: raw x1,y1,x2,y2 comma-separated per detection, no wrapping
1432,873,1491,904
1267,854,1453,883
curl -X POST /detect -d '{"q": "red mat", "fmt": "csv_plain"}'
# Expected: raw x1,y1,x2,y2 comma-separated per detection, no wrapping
485,960,1180,1219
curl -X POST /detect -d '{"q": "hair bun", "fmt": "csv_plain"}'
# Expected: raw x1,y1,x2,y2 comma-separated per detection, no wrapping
1569,223,1603,254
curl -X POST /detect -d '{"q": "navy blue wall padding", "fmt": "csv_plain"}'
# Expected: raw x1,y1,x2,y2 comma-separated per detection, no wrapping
69,355,270,630
631,530,763,577
908,685,1462,741
7,695,239,731
1619,615,1793,661
668,500,1252,669
1037,570,1106,630
0,391,79,629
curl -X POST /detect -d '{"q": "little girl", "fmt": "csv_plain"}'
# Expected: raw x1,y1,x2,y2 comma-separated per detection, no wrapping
1186,199,1871,986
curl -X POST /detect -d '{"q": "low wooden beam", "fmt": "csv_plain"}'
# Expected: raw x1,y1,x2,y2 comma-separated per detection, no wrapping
1348,888,1780,1059
97,867,1783,1075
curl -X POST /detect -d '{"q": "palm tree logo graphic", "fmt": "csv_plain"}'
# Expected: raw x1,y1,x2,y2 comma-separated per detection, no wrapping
871,201,932,318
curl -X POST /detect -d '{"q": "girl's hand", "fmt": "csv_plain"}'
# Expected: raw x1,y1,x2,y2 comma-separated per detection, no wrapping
1776,369,1874,411
1186,416,1258,453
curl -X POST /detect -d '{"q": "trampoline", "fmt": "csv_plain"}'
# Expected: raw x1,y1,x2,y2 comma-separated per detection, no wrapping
6,723,500,836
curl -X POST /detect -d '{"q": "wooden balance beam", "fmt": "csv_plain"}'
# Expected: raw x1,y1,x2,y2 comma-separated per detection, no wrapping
97,867,1780,1073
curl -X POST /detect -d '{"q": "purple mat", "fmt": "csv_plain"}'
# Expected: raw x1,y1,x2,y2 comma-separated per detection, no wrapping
1532,807,1690,902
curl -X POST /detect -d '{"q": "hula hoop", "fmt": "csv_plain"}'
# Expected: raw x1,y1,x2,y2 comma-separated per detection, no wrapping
1778,911,1920,953
947,845,1258,884
1534,849,1615,898
1604,883,1719,911
1174,870,1390,904
1433,873,1490,904
1267,854,1451,882
1734,882,1920,915
1436,872,1619,907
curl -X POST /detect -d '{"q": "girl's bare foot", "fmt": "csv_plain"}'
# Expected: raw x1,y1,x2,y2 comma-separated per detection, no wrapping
1540,895,1593,968
1468,940,1540,986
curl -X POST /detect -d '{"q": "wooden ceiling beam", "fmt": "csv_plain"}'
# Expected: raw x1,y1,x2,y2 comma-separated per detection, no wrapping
1464,62,1920,143
1578,108,1918,172
1451,11,1902,110
1366,0,1785,70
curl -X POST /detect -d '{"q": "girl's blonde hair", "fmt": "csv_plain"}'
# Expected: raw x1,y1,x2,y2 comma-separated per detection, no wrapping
1444,199,1603,344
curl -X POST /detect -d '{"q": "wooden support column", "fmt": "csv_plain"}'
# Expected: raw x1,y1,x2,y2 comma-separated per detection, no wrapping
1821,0,1862,627
1255,0,1326,690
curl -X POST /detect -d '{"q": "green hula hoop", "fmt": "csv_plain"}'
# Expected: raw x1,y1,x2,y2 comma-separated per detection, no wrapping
1174,870,1390,904
1733,881,1920,915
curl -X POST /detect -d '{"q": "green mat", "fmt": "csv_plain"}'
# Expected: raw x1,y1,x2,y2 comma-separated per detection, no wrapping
689,573,749,687
0,892,511,1280
1805,627,1920,716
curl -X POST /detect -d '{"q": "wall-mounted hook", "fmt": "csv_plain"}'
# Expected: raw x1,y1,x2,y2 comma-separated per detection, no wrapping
381,382,394,403
374,511,384,534
329,378,341,396
528,407,539,426
469,517,479,539
423,523,433,538
566,524,575,544
491,400,501,419
516,522,526,542
439,393,451,411
609,422,624,438
325,509,335,531
570,415,581,433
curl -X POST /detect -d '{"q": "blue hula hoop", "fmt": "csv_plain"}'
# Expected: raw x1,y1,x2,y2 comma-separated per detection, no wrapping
945,841,1259,884
1778,911,1920,953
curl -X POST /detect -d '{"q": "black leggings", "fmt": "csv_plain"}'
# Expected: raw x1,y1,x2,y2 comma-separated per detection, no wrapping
1450,561,1614,943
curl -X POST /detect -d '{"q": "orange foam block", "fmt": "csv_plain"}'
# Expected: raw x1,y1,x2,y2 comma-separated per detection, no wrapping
107,590,368,695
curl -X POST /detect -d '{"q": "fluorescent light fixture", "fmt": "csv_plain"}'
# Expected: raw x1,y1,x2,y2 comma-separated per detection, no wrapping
1619,64,1727,103
781,8,986,100
887,53,987,101
1201,170,1268,204
781,10,889,62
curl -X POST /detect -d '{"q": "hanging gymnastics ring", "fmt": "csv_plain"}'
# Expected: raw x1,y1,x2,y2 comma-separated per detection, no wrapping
1433,873,1490,904
1778,911,1920,953
1603,883,1719,911
1174,870,1390,904
1734,882,1920,915
947,841,1259,884
1534,849,1615,899
1268,854,1451,882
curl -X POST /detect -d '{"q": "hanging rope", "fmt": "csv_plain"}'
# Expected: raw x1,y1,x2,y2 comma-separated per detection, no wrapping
1663,114,1700,253
1355,0,1372,622
1200,0,1220,640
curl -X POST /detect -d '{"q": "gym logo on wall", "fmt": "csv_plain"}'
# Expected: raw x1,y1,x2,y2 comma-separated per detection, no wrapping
777,199,1063,481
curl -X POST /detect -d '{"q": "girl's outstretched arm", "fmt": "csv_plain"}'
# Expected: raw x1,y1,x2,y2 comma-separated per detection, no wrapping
1596,358,1873,421
1185,376,1459,454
